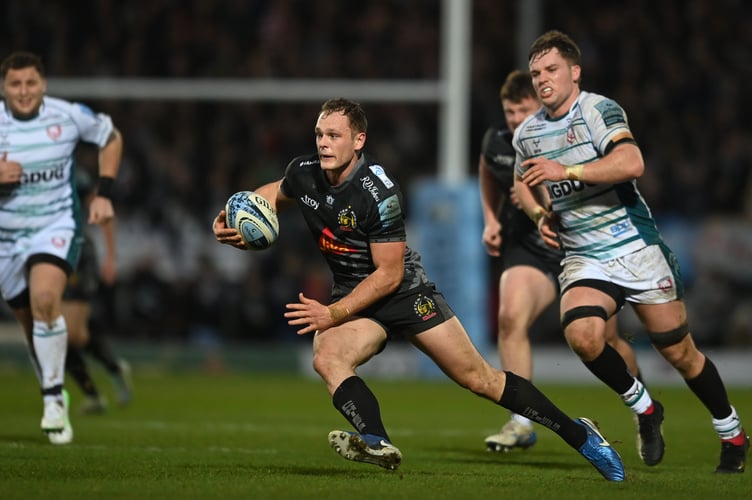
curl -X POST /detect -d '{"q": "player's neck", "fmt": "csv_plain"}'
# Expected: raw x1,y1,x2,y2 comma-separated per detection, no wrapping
547,89,580,119
325,153,361,186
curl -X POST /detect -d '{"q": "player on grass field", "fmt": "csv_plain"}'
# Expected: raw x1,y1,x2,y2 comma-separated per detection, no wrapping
0,51,122,444
513,30,749,473
479,70,649,453
63,170,132,414
213,97,625,481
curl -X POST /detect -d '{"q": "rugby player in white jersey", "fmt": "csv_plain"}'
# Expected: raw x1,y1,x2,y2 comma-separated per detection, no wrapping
0,51,123,444
513,30,748,473
479,70,648,454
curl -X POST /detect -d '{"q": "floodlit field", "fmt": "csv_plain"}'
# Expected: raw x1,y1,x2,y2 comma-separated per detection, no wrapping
0,369,749,499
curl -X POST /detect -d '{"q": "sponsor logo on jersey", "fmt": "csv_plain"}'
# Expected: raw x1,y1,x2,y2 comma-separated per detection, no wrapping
491,153,514,167
413,294,437,321
318,227,358,255
609,220,632,237
338,207,357,231
46,124,62,141
547,180,586,199
20,165,65,184
360,175,380,202
369,165,394,189
300,194,319,210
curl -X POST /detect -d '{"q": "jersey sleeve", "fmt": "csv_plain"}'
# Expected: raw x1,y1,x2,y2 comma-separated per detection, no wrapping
69,101,115,147
363,163,406,243
480,127,516,184
581,95,633,155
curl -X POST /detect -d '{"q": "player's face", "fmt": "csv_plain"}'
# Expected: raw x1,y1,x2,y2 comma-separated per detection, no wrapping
315,111,366,174
529,48,580,118
502,96,540,133
2,66,46,119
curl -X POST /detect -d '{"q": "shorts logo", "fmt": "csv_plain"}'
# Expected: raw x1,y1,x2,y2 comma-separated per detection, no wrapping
51,237,66,248
657,276,674,292
413,294,437,321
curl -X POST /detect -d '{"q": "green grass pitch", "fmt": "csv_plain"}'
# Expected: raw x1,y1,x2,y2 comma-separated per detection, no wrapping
0,369,749,499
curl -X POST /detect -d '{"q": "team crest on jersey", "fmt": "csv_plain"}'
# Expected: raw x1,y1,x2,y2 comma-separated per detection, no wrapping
46,125,62,141
413,294,437,321
338,207,357,231
657,276,674,292
566,121,576,144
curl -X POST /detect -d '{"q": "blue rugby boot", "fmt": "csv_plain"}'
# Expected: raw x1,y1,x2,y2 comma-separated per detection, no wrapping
576,417,625,481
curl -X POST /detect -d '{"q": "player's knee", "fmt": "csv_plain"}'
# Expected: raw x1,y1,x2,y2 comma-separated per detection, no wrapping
648,323,695,370
647,322,690,348
497,307,526,340
561,305,608,330
30,290,58,320
561,306,608,357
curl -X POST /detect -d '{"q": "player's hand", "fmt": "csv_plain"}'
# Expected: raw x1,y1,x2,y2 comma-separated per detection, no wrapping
284,292,334,335
0,151,23,184
482,220,502,257
509,186,523,209
538,213,561,249
520,156,567,187
88,196,115,225
212,210,247,250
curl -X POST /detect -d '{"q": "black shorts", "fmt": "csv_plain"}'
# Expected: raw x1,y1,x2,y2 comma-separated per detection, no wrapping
63,235,99,301
337,282,455,340
502,243,562,292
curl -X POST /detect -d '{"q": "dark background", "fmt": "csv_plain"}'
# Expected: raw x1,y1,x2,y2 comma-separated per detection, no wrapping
1,0,750,348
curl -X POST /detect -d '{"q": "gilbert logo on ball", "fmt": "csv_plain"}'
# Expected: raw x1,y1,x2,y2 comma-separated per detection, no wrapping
225,191,279,250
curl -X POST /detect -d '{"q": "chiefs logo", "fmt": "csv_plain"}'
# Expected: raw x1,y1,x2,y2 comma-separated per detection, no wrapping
338,207,357,231
413,294,437,321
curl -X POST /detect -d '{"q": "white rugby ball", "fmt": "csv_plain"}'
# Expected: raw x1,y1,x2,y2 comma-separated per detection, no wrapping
225,191,279,250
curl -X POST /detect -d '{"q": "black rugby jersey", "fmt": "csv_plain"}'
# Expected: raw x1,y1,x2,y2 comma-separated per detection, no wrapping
280,152,430,296
481,125,562,260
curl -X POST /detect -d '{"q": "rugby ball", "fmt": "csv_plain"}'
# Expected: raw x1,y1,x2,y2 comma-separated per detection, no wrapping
225,191,279,250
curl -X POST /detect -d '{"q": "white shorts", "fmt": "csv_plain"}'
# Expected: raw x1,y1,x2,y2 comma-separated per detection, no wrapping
559,244,684,304
0,221,80,302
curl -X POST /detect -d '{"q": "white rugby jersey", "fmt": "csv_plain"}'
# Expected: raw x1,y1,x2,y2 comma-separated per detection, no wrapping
513,91,662,260
0,96,114,254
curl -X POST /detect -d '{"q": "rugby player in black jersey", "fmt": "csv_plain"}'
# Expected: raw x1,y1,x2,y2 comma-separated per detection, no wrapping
212,98,625,480
479,70,647,454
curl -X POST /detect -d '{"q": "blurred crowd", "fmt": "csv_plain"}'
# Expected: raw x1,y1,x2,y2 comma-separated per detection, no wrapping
0,0,750,346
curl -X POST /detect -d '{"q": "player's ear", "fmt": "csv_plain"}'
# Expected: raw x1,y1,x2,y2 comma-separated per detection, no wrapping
571,65,581,85
354,131,366,149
